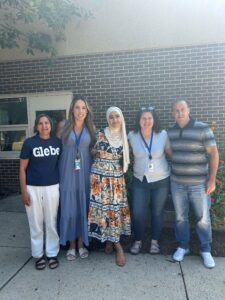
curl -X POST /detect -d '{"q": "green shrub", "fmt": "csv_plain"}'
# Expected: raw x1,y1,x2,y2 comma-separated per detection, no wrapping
211,154,225,228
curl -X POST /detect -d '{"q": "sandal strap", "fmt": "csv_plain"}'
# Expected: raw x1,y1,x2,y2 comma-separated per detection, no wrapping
78,247,89,258
66,249,76,257
47,257,59,269
35,256,46,270
66,249,76,261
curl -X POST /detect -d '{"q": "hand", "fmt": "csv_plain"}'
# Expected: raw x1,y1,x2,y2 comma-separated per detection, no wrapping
91,148,97,156
22,191,31,206
206,178,216,195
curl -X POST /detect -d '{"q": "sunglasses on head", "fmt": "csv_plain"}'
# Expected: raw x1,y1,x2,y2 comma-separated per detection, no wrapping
140,106,154,111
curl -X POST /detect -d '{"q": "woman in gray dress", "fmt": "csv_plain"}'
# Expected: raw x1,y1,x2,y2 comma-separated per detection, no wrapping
57,95,95,261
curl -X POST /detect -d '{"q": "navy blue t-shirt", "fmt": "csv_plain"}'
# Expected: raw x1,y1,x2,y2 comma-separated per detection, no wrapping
20,135,62,186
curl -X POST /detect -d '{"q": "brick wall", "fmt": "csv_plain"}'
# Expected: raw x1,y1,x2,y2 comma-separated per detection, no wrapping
0,159,20,195
0,43,225,193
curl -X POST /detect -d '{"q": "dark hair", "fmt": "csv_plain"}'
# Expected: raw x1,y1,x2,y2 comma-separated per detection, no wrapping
134,107,161,133
34,114,54,135
63,94,96,147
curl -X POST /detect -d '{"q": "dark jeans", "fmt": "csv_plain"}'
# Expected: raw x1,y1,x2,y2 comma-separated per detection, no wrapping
132,176,170,241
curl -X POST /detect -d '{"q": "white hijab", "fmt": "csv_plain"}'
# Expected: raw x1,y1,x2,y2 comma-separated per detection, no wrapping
105,107,130,173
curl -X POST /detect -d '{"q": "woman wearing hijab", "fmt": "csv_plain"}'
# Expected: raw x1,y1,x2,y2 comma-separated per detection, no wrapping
88,107,131,266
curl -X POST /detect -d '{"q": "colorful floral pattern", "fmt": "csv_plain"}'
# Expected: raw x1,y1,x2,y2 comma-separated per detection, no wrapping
88,129,131,243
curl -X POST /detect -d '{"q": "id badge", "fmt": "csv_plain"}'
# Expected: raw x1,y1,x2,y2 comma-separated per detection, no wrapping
74,158,81,170
148,162,154,172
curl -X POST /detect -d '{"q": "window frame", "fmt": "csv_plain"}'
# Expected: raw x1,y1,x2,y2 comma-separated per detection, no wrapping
0,91,72,159
0,125,28,158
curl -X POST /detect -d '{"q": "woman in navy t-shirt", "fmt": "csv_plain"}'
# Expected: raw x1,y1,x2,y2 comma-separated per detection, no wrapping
20,114,61,270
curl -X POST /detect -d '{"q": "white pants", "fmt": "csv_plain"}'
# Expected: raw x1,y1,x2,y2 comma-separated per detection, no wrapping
26,184,59,258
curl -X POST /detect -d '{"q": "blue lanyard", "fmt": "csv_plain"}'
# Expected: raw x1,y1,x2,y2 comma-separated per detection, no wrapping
140,130,154,160
74,127,84,157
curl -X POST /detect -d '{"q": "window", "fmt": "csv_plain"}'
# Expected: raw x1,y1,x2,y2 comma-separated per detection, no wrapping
0,97,28,125
0,92,72,158
0,130,26,151
0,97,28,157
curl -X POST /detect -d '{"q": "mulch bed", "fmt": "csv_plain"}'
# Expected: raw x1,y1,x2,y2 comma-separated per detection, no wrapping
89,227,225,257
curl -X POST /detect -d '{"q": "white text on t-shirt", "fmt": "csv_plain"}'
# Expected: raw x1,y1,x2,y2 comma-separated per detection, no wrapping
33,146,60,157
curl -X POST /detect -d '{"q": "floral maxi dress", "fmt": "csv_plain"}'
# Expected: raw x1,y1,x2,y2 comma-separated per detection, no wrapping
88,129,131,243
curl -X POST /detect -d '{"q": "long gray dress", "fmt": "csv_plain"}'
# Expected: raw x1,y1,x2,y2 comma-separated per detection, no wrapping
59,127,91,246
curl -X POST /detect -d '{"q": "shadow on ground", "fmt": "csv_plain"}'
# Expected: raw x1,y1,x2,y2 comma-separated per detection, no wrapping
89,227,225,257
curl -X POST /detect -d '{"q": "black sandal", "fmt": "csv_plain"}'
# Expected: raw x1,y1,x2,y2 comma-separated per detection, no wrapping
35,256,46,270
47,256,59,269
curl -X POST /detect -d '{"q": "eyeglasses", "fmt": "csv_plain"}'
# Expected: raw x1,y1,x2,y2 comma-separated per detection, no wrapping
140,106,154,111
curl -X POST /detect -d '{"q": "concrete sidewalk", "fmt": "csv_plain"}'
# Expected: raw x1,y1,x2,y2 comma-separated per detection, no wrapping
0,195,224,300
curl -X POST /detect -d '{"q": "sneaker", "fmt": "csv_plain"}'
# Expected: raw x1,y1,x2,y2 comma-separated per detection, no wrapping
150,240,160,254
200,252,215,269
130,241,142,255
173,247,190,262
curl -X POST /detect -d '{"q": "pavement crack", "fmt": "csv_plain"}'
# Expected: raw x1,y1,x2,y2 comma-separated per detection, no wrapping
0,256,32,291
179,262,189,300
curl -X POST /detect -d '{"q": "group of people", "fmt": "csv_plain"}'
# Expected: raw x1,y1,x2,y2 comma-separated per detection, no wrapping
19,96,219,271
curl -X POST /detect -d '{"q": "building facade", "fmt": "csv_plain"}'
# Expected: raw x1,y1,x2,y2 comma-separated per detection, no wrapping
0,0,225,193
